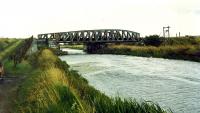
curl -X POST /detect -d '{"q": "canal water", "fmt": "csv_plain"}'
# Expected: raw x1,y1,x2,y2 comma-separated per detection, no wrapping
60,48,200,113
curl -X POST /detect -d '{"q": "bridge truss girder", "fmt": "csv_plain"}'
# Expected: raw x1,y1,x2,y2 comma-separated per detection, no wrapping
37,29,141,43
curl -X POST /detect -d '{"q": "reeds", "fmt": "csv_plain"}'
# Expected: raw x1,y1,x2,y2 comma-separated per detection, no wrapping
96,44,200,62
17,49,83,113
16,49,171,113
60,44,84,50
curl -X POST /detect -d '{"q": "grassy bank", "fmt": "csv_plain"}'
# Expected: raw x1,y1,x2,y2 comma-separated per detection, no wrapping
57,37,200,62
96,44,200,62
94,37,200,62
15,49,171,113
162,37,200,46
60,44,84,50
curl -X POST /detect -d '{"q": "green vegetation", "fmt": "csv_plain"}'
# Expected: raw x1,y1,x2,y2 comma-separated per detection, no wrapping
143,35,200,46
0,37,171,113
10,37,33,67
60,44,84,50
4,60,33,76
15,49,171,113
50,48,69,55
0,38,33,113
95,37,200,62
144,35,163,46
0,37,33,75
0,38,18,51
0,40,23,61
163,37,200,45
16,49,84,113
57,36,200,62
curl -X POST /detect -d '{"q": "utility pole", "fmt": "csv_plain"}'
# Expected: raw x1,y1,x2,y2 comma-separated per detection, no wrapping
163,26,170,38
163,27,165,38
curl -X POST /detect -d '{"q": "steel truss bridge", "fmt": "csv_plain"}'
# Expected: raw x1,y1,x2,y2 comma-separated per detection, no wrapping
37,29,141,43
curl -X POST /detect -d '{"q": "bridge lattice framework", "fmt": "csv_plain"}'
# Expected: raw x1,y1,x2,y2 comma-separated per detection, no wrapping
37,29,141,43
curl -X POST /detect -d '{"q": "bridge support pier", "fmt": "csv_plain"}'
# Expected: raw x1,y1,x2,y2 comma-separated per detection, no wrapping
85,42,107,53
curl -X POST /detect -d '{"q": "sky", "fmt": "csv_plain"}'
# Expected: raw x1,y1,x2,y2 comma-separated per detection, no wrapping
0,0,199,38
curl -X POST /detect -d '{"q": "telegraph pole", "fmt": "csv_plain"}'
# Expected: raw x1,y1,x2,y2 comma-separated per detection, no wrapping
163,27,165,38
163,26,170,38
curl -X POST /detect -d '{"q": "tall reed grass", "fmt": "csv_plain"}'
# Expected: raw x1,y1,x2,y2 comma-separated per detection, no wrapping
16,49,172,113
162,37,200,45
17,49,83,113
60,44,84,50
96,44,200,62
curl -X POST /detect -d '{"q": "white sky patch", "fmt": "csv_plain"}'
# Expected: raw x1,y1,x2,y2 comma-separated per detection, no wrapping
0,0,199,38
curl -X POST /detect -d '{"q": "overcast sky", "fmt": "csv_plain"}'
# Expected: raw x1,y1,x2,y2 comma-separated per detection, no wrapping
0,0,199,38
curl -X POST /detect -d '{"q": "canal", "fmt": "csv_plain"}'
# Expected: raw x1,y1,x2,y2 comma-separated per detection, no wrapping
60,48,200,113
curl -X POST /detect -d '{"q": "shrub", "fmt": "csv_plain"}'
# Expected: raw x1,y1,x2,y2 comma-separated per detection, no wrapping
144,35,163,46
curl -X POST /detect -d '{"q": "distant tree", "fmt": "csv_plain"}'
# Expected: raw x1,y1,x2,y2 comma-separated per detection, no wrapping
144,35,163,46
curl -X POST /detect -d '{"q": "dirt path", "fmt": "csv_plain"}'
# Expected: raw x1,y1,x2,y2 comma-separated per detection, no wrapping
0,76,23,113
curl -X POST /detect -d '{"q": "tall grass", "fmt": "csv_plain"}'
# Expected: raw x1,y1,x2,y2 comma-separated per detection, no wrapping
60,44,84,50
2,37,33,76
162,37,200,45
17,68,81,113
1,38,178,113
0,40,23,61
95,44,200,62
0,38,18,51
4,60,33,76
17,49,83,113
16,49,171,113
